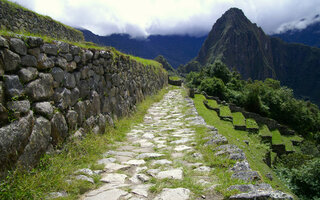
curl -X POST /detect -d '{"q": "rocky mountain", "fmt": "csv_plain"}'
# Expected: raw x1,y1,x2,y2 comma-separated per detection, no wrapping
79,29,206,68
191,8,320,105
272,18,320,48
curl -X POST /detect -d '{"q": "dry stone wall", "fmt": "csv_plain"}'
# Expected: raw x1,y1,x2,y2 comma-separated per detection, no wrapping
0,35,167,173
0,0,84,42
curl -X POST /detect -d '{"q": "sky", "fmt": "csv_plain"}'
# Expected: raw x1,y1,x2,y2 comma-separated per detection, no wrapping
10,0,320,38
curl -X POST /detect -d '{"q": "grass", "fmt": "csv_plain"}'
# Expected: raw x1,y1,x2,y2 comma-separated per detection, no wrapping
192,94,293,197
287,135,304,143
259,125,272,137
282,136,295,152
219,105,232,117
207,99,219,109
232,112,246,126
0,86,172,200
169,76,181,81
272,130,283,145
129,55,162,69
246,118,259,129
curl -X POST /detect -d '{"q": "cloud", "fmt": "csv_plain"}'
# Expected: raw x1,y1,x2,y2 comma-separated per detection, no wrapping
9,0,320,37
276,15,320,33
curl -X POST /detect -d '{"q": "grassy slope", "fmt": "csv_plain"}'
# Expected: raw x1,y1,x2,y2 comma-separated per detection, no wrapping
192,94,293,196
219,105,232,117
272,130,284,145
0,86,171,200
207,99,219,108
232,112,246,126
169,76,181,81
259,125,272,137
246,118,259,129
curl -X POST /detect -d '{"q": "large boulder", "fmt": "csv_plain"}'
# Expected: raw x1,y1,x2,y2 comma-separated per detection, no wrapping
91,91,101,115
7,100,30,115
74,101,86,126
34,102,53,119
51,112,68,145
21,55,37,67
9,38,27,55
37,53,54,70
63,72,76,89
18,67,38,83
17,116,51,168
0,111,34,171
26,36,44,48
3,49,21,72
0,36,9,48
66,110,78,130
56,41,69,54
41,43,58,56
51,67,65,83
3,75,24,97
25,73,54,101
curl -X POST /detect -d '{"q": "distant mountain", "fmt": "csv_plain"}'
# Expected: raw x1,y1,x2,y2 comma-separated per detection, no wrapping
79,29,206,68
186,8,320,105
272,18,320,48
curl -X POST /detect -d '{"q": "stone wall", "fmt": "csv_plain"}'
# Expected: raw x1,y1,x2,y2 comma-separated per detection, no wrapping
0,35,167,173
201,91,295,135
228,103,295,135
0,0,84,42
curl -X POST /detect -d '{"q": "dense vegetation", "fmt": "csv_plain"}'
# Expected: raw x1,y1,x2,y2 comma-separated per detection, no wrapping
186,61,320,138
185,60,320,199
154,55,176,73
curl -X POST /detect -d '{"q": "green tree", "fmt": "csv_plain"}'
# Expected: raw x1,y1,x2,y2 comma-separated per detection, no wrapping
199,77,226,99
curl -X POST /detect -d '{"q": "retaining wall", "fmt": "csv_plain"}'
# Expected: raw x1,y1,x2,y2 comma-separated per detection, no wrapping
0,0,84,42
0,35,167,173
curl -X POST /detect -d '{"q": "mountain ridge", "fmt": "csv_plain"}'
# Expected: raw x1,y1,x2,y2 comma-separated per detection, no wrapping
191,8,320,105
79,29,206,68
272,18,320,48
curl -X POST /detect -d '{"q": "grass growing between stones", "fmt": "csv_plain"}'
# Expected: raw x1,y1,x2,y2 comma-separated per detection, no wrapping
149,167,206,198
192,94,293,198
0,86,171,200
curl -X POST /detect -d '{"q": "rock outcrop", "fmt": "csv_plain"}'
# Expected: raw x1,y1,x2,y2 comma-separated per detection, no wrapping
0,34,167,174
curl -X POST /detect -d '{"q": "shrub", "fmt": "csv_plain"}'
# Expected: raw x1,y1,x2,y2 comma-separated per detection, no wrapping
199,77,226,99
290,158,320,199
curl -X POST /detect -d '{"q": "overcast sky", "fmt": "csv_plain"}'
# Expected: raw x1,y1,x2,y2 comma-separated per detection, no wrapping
10,0,320,38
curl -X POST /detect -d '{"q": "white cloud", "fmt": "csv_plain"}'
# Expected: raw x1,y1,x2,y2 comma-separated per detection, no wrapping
9,0,320,37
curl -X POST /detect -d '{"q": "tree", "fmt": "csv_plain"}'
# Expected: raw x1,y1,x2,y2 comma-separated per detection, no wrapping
199,77,226,99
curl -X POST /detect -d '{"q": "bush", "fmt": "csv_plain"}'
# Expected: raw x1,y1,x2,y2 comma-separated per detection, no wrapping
199,77,226,99
290,158,320,199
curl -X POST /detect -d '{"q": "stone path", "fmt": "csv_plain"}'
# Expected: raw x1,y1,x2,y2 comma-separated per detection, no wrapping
79,89,220,200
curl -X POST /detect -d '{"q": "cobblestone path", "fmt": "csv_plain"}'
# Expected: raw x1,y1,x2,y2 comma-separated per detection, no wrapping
80,89,220,200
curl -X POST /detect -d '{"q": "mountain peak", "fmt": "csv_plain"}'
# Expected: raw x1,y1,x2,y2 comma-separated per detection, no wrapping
223,7,245,17
196,7,270,75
